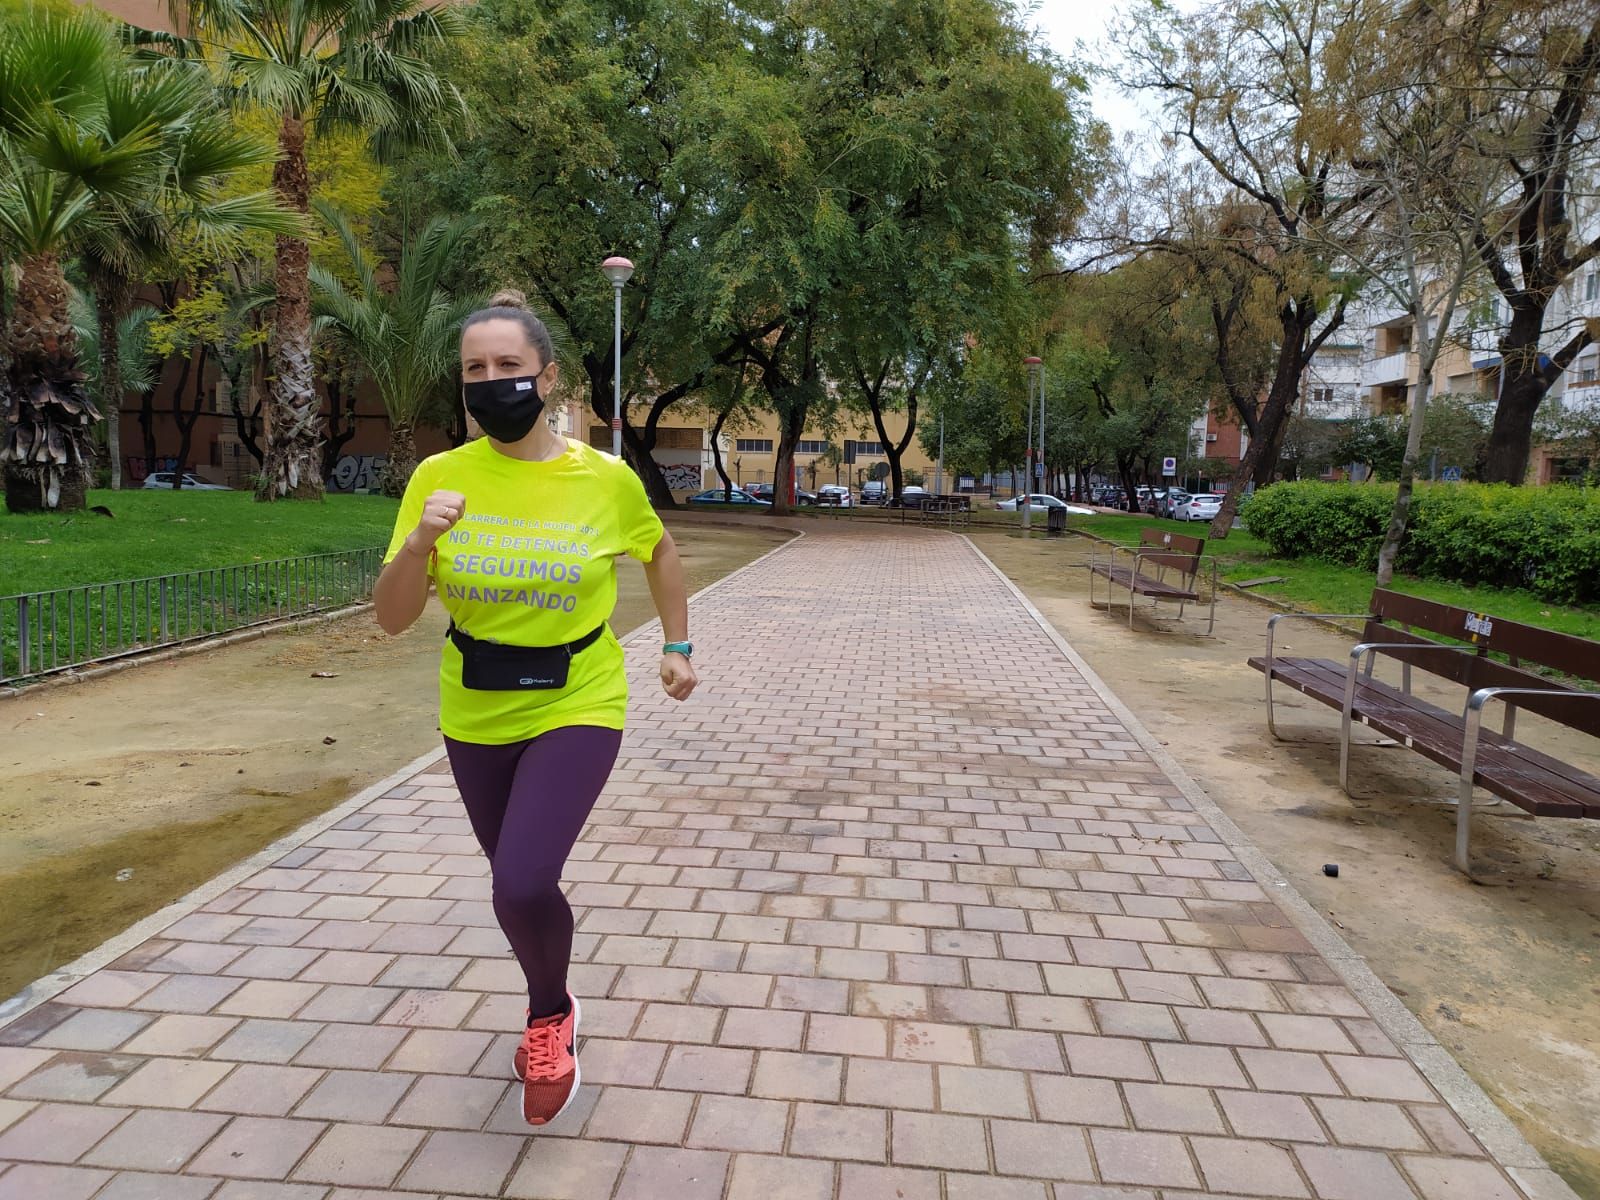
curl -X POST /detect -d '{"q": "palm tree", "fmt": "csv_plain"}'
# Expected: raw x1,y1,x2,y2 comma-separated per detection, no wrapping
178,0,468,502
0,12,155,510
311,201,481,496
79,56,297,490
0,10,291,510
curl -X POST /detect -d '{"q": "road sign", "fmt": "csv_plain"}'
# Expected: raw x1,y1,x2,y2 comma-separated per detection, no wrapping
1162,456,1177,477
1034,462,1045,479
1442,466,1463,482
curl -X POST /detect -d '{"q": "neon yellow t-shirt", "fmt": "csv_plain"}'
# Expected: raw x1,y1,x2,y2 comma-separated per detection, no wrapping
384,436,665,745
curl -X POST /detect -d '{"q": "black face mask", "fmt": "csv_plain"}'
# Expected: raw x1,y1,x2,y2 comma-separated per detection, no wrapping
463,370,547,443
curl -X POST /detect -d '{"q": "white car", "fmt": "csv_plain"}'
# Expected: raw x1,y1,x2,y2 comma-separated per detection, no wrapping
1178,493,1224,521
816,485,854,508
141,471,231,491
996,494,1094,514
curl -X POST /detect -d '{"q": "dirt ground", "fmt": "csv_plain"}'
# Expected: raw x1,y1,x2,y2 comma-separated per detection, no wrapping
971,528,1600,1200
0,521,790,1005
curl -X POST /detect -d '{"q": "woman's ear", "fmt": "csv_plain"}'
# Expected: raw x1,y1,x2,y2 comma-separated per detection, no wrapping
540,362,561,393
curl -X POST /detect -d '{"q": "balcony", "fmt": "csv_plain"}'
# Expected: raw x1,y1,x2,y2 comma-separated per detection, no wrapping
1361,351,1412,388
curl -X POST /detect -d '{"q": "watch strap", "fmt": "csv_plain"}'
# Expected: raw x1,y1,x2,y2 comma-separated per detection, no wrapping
662,641,693,657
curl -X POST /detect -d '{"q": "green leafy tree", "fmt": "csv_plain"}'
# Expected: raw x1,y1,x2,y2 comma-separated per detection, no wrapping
310,201,482,495
180,0,468,501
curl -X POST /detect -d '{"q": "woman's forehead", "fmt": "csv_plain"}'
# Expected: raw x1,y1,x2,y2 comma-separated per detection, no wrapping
462,319,535,357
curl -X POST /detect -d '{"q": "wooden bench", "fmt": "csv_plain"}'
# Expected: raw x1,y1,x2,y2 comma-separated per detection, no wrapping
1087,528,1217,635
1248,589,1600,873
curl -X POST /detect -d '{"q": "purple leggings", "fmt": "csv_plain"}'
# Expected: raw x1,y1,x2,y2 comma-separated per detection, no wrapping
444,726,622,1019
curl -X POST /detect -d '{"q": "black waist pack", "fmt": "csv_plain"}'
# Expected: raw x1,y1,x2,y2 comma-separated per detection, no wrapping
447,622,606,691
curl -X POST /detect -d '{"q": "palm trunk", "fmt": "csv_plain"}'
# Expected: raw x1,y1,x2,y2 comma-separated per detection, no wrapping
93,280,132,489
259,110,324,501
383,422,417,498
2,253,99,512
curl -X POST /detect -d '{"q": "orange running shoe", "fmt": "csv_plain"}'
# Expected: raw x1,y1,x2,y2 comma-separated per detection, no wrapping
514,995,581,1126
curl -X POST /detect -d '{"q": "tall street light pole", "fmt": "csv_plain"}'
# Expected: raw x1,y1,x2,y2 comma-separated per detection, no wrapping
936,405,945,497
600,256,634,459
1023,356,1042,531
1038,357,1047,496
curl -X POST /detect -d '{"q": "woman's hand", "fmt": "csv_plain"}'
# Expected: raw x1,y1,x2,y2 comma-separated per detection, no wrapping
660,653,698,701
406,490,467,556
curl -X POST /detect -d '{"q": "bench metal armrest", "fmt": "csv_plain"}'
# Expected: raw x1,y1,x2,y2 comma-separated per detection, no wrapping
1455,687,1600,873
1264,612,1374,673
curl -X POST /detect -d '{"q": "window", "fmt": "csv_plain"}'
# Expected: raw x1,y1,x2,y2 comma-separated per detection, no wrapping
797,440,830,454
850,440,885,456
1588,273,1600,302
1309,387,1334,406
734,438,773,453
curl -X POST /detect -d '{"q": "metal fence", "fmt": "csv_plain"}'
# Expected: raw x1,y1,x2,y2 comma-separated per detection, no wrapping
1,547,385,685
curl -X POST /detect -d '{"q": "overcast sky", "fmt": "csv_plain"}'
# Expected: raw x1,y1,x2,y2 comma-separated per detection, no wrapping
1027,0,1182,148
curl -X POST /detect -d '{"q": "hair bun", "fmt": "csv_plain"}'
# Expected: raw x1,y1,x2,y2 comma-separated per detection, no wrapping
490,288,528,310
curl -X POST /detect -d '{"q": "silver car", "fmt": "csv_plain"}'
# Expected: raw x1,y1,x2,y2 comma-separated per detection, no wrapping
1178,493,1224,522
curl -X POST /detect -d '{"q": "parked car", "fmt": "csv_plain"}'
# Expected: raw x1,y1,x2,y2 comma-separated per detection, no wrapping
995,494,1095,514
859,479,888,505
1158,488,1191,518
816,485,854,507
889,485,931,509
686,488,772,508
744,482,817,505
1177,492,1224,522
141,472,231,491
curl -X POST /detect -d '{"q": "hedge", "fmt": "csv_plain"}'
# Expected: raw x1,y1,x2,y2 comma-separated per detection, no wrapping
1239,480,1600,605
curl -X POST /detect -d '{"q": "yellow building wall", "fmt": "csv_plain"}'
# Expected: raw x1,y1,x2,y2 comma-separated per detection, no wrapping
719,410,940,492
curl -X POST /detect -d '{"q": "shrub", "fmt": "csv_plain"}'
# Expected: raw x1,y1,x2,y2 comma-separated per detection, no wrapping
1240,480,1600,604
1240,481,1396,570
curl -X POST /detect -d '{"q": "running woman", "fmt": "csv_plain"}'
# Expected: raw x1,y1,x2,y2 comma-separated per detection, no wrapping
373,290,698,1126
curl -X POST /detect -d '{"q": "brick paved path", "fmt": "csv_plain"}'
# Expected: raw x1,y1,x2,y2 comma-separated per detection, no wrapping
0,529,1556,1199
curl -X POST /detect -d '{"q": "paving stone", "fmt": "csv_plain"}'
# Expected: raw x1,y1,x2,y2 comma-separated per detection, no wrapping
502,1138,628,1199
0,1102,129,1163
292,1122,425,1188
614,1146,730,1200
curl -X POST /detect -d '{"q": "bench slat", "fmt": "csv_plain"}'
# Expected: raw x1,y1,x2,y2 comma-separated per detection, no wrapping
1089,564,1200,602
1248,656,1600,818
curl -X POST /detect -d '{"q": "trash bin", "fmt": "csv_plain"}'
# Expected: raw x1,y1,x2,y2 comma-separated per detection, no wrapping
1047,505,1067,536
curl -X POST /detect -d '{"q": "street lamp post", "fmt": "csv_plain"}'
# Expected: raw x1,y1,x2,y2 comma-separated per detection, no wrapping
1023,356,1042,531
1038,357,1047,496
600,256,634,459
936,406,945,497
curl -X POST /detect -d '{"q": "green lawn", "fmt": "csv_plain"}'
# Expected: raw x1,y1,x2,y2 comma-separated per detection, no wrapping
1,490,401,596
1070,511,1600,640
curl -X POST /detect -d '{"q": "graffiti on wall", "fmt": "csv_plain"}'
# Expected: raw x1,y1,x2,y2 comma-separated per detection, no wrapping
328,455,386,493
125,457,179,483
661,462,702,491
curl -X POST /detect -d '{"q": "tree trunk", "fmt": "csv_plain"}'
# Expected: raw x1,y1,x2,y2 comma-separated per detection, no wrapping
383,422,416,498
1376,374,1432,586
172,342,210,488
771,404,806,516
2,252,99,512
1481,306,1548,484
709,404,733,500
1207,309,1313,538
258,110,324,502
94,280,131,490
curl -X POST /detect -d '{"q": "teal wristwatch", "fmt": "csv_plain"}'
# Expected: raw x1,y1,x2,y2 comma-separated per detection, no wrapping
662,641,693,658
